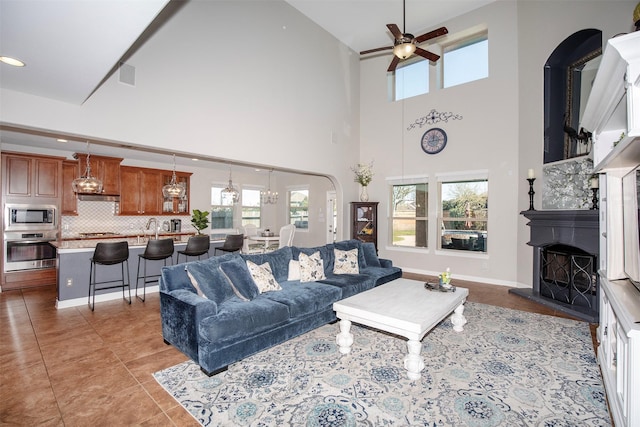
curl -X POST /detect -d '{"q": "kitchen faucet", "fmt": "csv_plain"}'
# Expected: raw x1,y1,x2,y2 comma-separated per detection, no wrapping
145,218,159,240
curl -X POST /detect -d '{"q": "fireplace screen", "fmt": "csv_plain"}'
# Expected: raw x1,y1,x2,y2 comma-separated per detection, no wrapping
540,244,597,309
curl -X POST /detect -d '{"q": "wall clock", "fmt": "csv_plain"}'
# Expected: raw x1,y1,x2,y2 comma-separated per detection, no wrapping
421,127,447,154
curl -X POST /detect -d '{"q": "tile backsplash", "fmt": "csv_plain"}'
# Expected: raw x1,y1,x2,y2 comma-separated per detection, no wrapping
60,201,195,238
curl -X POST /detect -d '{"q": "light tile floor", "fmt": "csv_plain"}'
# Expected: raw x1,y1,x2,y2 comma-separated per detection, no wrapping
0,274,594,426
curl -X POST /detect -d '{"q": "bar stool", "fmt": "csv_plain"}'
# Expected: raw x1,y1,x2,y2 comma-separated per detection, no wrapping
89,241,130,311
214,233,244,256
136,238,174,302
176,235,210,263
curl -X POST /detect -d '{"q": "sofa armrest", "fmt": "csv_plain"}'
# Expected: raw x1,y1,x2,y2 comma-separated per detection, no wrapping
160,289,218,363
379,258,393,268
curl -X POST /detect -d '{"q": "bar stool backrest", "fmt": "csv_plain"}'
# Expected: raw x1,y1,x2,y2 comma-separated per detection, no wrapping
92,241,129,265
184,235,210,255
143,238,175,260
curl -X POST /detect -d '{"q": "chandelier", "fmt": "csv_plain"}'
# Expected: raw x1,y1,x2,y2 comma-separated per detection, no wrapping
221,166,240,204
72,142,103,194
260,170,278,204
162,154,186,198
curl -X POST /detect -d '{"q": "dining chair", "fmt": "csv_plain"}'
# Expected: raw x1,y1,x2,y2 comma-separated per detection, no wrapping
267,224,295,251
242,224,263,254
214,233,244,256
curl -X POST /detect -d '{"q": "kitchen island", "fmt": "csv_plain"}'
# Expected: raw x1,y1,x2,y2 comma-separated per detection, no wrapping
52,234,224,308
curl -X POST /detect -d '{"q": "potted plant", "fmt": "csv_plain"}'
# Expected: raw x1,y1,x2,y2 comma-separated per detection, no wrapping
191,209,210,235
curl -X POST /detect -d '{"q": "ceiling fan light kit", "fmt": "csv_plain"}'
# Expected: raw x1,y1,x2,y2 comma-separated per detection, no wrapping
360,0,448,72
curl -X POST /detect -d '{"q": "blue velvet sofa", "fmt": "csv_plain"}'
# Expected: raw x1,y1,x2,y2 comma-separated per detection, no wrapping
159,239,402,375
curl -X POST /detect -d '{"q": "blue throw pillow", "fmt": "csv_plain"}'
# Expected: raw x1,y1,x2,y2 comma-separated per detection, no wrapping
184,260,236,304
361,242,381,267
219,257,260,301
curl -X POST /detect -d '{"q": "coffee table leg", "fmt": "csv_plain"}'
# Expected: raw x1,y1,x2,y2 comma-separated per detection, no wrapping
336,319,354,354
404,340,425,380
451,302,467,332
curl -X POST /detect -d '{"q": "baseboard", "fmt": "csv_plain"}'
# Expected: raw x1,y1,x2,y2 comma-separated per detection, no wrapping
56,285,160,309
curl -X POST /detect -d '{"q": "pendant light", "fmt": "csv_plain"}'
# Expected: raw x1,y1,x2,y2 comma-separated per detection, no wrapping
162,154,186,198
260,170,278,204
221,166,240,204
72,142,103,193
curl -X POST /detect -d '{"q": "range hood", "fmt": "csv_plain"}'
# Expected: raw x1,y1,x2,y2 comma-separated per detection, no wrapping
77,194,120,202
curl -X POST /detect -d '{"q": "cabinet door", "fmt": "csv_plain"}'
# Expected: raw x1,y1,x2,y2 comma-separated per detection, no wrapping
161,172,190,214
74,154,121,195
61,161,78,215
34,157,60,198
140,170,162,215
119,167,142,214
3,154,31,197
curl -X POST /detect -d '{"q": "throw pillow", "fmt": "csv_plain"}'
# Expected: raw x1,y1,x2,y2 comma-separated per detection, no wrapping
218,257,260,301
361,242,381,267
299,251,326,282
185,269,208,299
184,261,236,304
246,260,281,293
333,248,359,274
287,260,301,281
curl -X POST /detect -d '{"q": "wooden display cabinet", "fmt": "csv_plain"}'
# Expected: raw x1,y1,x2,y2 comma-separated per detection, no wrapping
161,171,191,214
351,202,378,250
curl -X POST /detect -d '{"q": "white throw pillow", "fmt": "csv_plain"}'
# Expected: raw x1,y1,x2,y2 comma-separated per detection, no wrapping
333,248,359,274
299,251,326,282
288,260,301,281
246,260,281,293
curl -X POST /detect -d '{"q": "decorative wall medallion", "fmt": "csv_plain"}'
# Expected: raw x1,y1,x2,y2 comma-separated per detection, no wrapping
421,128,447,154
408,109,463,131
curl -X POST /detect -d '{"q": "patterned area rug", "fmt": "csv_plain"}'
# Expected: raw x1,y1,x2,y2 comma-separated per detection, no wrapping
153,302,610,426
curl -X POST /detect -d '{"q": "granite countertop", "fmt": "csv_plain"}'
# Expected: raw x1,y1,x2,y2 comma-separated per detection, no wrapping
53,233,224,253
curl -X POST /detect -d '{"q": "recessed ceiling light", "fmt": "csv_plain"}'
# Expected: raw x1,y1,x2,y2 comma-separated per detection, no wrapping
56,139,68,143
191,158,199,161
0,56,25,67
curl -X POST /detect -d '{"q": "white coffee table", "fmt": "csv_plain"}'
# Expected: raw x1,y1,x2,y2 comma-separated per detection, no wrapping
333,277,469,380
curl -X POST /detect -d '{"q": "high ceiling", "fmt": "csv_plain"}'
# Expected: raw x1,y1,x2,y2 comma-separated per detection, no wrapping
0,0,495,164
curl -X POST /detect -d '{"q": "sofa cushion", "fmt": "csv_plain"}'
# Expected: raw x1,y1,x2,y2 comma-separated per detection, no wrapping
361,242,381,267
287,260,301,281
219,257,260,301
299,251,326,282
292,244,335,274
319,273,377,298
334,239,366,269
262,281,342,318
199,297,290,343
240,246,292,283
184,259,236,304
246,260,281,293
333,248,359,274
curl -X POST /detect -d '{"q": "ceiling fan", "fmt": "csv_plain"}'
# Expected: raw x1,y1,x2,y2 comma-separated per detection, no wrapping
360,0,448,72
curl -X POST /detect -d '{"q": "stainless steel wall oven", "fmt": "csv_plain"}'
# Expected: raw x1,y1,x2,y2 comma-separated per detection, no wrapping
3,204,58,272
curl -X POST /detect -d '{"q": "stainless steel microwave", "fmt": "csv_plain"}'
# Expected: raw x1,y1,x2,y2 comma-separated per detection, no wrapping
5,204,57,231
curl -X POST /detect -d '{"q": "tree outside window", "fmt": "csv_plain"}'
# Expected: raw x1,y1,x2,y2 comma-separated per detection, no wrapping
289,189,308,229
210,186,234,231
391,183,428,248
241,188,261,227
439,180,488,252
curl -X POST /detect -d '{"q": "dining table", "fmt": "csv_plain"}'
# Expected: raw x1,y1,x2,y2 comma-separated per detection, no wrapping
249,235,280,250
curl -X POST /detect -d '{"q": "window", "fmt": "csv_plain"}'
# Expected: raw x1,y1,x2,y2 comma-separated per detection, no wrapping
288,188,309,229
443,37,488,88
390,183,428,248
394,59,429,101
241,188,261,227
210,185,234,233
439,178,488,252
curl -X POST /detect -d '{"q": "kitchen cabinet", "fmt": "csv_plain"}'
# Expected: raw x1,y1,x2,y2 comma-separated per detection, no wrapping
61,160,78,215
351,202,378,250
73,153,122,195
2,152,63,202
119,166,164,215
161,171,191,214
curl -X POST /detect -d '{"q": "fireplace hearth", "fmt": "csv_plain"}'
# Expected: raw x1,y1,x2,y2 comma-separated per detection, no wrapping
511,210,599,322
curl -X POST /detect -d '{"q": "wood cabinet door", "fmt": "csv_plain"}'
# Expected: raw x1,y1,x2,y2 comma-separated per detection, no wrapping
73,154,122,195
34,157,60,198
3,154,31,197
61,161,78,214
351,202,378,249
119,167,142,214
140,170,162,215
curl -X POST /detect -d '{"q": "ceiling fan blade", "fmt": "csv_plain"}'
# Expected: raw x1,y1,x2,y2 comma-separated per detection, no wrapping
415,27,448,44
414,47,440,62
360,46,393,55
387,56,401,72
386,23,403,40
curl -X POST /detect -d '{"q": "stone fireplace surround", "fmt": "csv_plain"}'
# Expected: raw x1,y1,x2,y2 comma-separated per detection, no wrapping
510,209,600,323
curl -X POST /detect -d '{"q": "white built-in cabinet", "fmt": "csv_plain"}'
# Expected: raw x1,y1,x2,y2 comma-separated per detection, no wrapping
581,31,640,427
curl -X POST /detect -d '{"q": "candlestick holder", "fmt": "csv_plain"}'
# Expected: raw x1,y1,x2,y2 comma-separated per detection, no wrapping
591,188,599,210
527,178,536,210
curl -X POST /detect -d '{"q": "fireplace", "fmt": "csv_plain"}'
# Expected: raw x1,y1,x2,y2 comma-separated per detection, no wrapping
511,210,599,322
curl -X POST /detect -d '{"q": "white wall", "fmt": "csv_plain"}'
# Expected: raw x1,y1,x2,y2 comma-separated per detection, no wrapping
0,0,360,240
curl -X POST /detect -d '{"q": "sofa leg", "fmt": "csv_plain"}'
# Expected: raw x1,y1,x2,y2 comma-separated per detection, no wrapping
201,366,228,377
163,339,171,345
